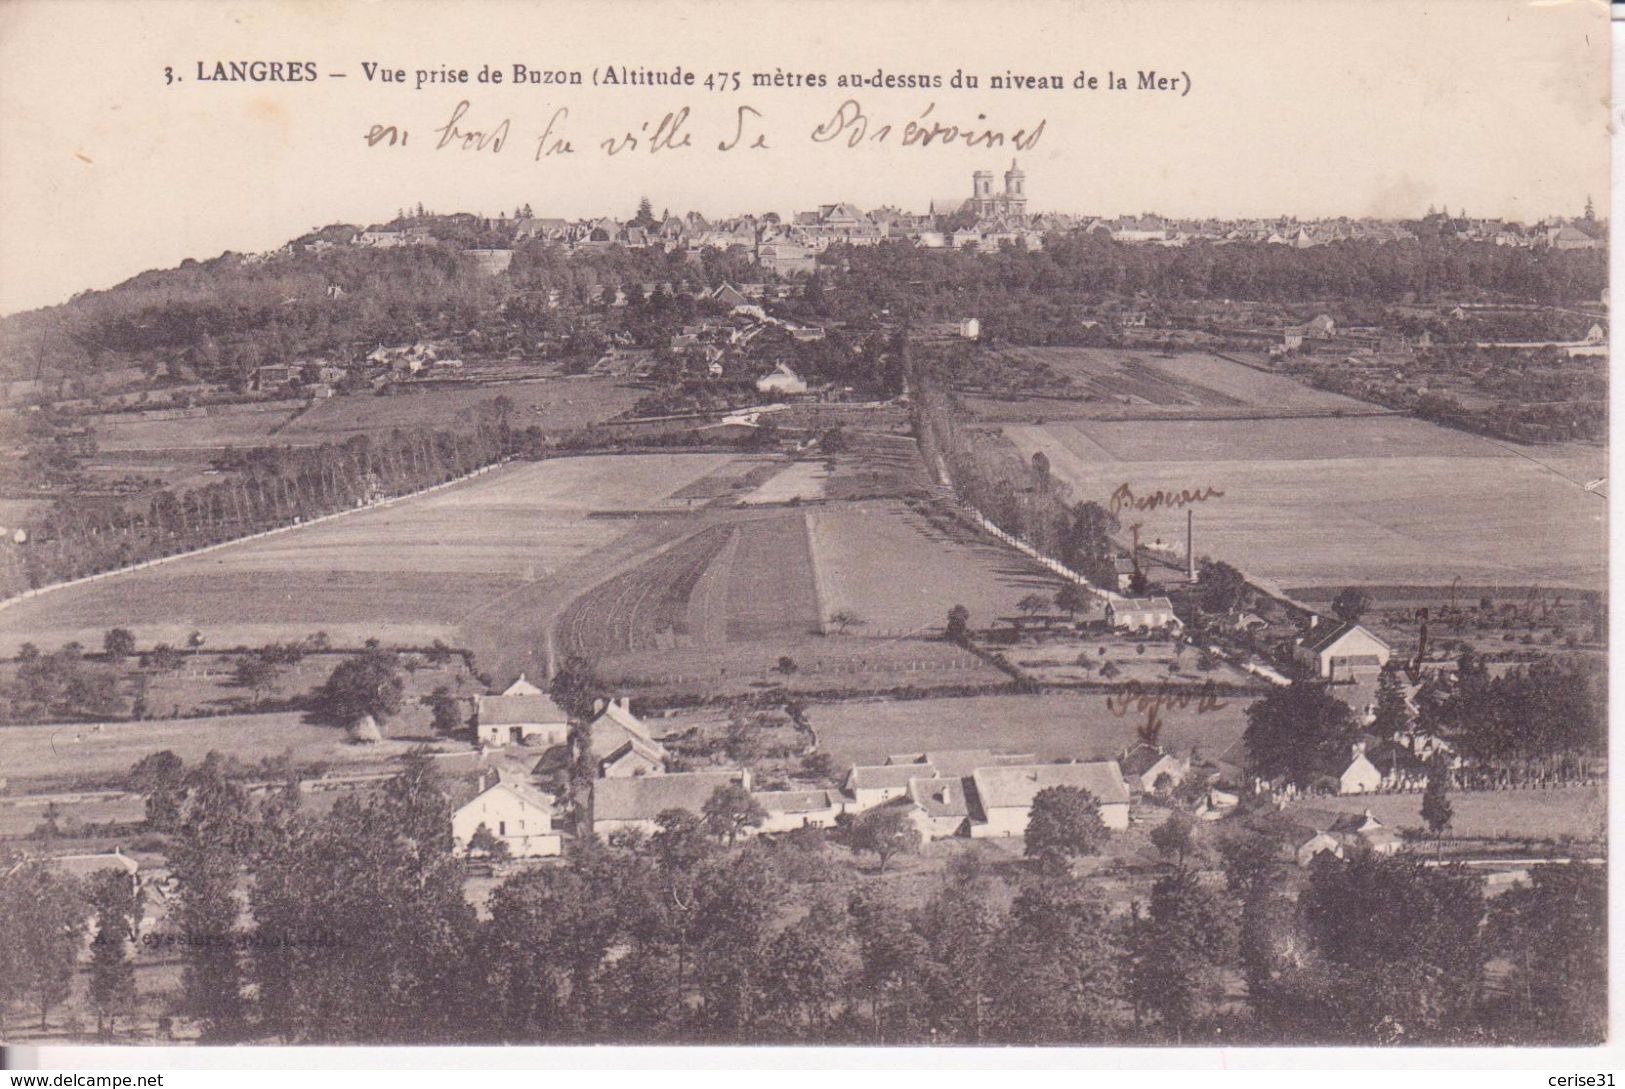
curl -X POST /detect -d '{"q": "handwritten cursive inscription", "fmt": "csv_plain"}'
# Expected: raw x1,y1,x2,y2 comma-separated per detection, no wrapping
1109,482,1225,517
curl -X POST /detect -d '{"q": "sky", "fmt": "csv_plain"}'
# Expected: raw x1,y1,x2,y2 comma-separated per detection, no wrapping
0,0,1610,316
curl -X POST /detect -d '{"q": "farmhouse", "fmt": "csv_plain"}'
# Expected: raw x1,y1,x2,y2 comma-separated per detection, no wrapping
476,675,570,748
592,769,751,838
1119,743,1189,796
969,761,1131,838
753,788,846,833
845,764,929,811
905,776,972,839
1296,620,1391,680
1105,596,1180,632
587,697,669,770
1268,807,1402,865
451,772,562,858
599,736,667,779
885,749,1032,777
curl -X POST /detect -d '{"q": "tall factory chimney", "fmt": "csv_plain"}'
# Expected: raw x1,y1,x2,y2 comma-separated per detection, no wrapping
1186,509,1196,583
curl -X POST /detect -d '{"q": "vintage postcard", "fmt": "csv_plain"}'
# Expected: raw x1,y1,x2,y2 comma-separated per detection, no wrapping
0,0,1611,1068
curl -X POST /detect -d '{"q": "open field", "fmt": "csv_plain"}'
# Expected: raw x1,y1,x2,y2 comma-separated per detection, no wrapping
1284,785,1606,843
87,401,304,451
805,690,1252,769
278,376,644,441
969,349,1379,421
0,453,742,656
555,510,823,661
808,500,1062,636
0,711,430,792
1003,416,1606,591
739,460,829,504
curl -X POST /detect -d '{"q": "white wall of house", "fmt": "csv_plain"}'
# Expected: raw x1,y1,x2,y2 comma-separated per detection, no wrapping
452,789,561,858
971,800,1130,839
1339,754,1384,795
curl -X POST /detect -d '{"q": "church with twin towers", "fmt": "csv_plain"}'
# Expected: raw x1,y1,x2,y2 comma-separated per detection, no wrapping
970,160,1027,217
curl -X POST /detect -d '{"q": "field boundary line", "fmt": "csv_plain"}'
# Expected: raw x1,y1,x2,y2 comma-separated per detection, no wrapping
0,458,515,618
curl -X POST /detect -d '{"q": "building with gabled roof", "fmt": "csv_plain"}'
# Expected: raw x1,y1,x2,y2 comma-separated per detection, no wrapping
1105,596,1180,631
753,788,846,833
476,675,570,748
592,769,751,838
906,776,972,839
600,736,667,779
845,764,932,811
1296,620,1391,680
587,697,668,769
450,770,561,858
970,761,1131,838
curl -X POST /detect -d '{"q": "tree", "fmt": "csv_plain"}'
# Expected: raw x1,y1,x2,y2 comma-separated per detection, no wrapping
1299,852,1486,1041
632,196,656,228
311,648,404,727
1370,663,1412,736
849,807,920,873
1023,786,1107,864
102,628,136,660
1241,682,1359,788
1149,808,1201,871
427,686,463,735
87,869,142,1037
1487,863,1606,1044
145,643,184,672
1420,752,1453,850
826,609,865,635
0,861,87,1032
1197,560,1248,614
702,783,766,847
1017,593,1051,619
128,750,186,832
1055,583,1088,618
466,822,512,861
1330,586,1373,624
1126,869,1237,1041
945,604,971,642
233,653,278,705
987,871,1121,1043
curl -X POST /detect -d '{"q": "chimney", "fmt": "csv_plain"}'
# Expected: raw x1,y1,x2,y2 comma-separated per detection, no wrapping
1309,614,1319,629
1186,509,1196,583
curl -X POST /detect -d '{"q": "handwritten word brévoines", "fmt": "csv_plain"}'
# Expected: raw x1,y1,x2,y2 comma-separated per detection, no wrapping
1108,482,1224,517
362,98,1045,161
810,99,1044,150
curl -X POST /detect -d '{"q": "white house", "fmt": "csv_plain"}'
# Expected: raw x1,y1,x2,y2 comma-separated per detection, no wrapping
905,776,972,839
755,363,808,395
1296,620,1391,680
753,788,846,834
969,761,1131,838
1338,743,1385,795
1104,596,1181,632
845,764,932,811
957,318,981,340
451,773,562,858
476,675,570,748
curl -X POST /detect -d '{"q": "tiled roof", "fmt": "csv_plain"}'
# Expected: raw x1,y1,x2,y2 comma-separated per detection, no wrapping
593,770,745,823
972,761,1130,810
